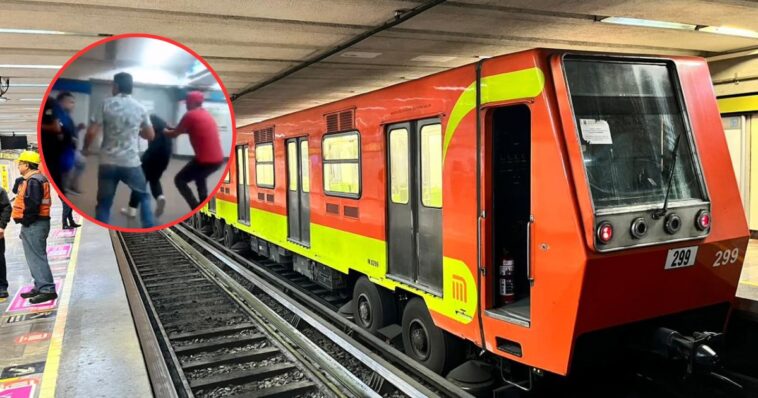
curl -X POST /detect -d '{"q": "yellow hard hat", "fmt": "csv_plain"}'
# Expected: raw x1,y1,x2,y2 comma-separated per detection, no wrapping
17,150,41,165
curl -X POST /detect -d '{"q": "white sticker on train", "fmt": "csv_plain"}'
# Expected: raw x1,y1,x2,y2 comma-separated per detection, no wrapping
579,119,613,144
665,246,698,270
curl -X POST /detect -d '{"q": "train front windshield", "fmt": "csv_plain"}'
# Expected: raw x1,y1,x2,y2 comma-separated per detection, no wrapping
563,57,705,210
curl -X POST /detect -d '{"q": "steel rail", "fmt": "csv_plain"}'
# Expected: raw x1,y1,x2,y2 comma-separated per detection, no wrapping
161,228,379,398
174,223,474,398
112,231,193,398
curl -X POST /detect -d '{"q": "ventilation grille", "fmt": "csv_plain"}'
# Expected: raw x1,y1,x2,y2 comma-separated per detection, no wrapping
326,203,339,215
343,206,359,219
326,114,339,133
257,193,265,201
266,194,275,203
254,127,274,144
325,109,354,133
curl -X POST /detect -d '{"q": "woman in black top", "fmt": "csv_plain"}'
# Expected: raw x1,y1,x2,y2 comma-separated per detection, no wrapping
122,114,173,218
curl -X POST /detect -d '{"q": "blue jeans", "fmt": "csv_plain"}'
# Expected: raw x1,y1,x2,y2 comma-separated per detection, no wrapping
20,220,55,293
96,165,154,227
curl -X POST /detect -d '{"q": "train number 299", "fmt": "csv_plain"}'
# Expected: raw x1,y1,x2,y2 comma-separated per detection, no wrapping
713,248,739,267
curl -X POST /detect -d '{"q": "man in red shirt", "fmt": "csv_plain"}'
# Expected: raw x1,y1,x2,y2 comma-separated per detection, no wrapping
165,91,225,209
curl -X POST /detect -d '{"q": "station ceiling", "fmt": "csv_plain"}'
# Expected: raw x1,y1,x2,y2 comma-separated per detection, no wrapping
1,0,757,136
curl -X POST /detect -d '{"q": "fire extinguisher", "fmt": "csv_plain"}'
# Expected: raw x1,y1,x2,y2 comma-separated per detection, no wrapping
499,249,515,305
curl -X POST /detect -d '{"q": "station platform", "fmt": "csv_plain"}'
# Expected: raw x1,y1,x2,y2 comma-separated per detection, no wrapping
737,239,758,301
0,197,150,398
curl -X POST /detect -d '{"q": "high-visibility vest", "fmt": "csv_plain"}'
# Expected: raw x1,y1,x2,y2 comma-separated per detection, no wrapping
12,171,51,221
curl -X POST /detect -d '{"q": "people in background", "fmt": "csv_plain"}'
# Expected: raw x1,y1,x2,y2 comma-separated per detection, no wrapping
164,91,224,209
55,91,83,229
40,97,63,190
0,184,11,299
121,114,173,219
13,151,57,304
84,72,155,228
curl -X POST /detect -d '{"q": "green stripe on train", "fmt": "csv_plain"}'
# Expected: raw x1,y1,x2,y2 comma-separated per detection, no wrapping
203,198,478,324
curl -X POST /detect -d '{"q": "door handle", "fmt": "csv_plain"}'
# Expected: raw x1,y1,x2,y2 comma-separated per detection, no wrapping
527,215,534,286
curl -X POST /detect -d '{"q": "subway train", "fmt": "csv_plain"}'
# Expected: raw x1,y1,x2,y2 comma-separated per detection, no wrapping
193,48,749,384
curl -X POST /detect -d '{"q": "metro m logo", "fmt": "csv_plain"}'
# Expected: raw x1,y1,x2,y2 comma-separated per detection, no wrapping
452,274,467,302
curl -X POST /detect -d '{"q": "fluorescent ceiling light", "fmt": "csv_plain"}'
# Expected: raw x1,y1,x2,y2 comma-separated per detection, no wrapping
0,28,67,35
0,64,62,69
141,40,183,66
12,83,49,87
19,98,42,102
697,25,758,39
600,16,696,31
0,28,102,37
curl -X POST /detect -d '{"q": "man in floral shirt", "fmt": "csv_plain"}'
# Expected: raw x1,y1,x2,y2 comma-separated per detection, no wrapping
84,72,156,227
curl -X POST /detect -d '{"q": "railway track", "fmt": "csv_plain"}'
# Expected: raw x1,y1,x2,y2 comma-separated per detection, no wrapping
172,221,474,398
116,228,468,398
116,231,379,398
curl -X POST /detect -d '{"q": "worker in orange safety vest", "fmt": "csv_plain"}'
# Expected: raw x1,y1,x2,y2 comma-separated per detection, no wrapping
13,150,56,304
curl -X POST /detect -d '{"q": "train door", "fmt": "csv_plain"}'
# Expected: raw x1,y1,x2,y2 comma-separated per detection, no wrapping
487,104,532,326
287,137,311,245
236,144,250,224
386,119,443,294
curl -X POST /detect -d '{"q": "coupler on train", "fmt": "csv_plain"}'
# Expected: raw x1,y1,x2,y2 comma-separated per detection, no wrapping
650,327,743,391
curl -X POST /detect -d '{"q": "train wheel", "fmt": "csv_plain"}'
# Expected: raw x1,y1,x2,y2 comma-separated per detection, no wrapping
402,297,451,374
200,215,213,235
223,225,236,248
212,218,224,241
352,276,395,334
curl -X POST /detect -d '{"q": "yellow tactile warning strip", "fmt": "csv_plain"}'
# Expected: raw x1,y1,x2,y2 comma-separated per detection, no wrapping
737,239,758,300
38,227,82,398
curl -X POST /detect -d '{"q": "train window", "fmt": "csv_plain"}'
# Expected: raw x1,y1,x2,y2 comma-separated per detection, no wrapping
288,141,297,191
564,58,705,209
389,128,409,204
322,131,360,197
300,140,310,193
223,170,230,183
255,143,274,188
420,123,442,208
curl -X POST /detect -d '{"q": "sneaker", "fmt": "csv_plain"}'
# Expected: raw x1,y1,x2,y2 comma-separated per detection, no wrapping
0,288,8,299
29,292,57,304
20,289,39,299
155,195,166,218
120,207,138,218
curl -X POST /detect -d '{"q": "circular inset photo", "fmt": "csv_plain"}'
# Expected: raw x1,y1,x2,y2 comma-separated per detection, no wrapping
39,34,235,231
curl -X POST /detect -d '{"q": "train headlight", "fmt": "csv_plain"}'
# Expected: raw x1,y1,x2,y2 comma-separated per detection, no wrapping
597,221,613,244
696,210,711,231
664,213,681,234
630,217,648,239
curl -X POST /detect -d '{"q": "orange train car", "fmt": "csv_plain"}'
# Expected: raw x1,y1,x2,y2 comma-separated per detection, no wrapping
197,48,748,379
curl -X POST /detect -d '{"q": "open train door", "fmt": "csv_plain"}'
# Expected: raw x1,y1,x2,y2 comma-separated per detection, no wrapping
484,104,533,327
